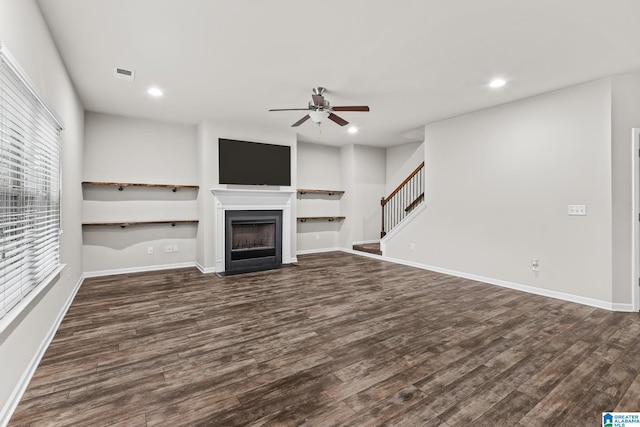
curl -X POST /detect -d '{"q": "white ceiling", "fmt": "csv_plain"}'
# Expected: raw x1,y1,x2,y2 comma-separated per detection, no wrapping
36,0,640,147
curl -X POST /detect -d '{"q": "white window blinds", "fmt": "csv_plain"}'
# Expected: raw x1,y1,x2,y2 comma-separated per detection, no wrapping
0,43,63,322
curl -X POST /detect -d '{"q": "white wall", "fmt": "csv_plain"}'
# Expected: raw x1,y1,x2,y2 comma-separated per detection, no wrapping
611,75,640,304
339,145,386,246
353,145,387,243
296,142,343,251
0,0,85,421
82,112,198,273
386,79,615,303
196,119,297,271
386,141,425,195
339,145,356,248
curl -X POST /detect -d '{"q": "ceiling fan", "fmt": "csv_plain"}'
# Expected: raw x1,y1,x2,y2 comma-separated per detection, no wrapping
269,87,369,127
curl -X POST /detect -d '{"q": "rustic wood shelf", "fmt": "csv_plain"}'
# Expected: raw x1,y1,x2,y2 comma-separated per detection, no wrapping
82,220,199,229
297,216,345,223
297,189,344,196
82,181,199,192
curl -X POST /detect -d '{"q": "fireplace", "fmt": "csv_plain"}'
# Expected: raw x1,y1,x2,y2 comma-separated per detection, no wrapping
224,210,282,275
210,188,295,274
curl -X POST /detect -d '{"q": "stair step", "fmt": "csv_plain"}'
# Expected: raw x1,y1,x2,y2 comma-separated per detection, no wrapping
353,243,382,256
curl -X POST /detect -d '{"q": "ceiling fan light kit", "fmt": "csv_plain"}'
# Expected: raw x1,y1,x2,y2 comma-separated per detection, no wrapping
309,110,330,124
269,87,370,128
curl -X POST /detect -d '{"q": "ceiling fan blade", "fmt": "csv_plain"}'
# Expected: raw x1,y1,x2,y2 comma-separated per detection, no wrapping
331,106,370,112
312,94,325,107
269,108,310,111
328,113,348,126
292,115,311,127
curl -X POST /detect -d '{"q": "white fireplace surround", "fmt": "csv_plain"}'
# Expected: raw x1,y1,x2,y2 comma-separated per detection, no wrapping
211,188,295,273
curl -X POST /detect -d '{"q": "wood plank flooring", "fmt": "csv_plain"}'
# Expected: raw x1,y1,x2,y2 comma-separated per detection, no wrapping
352,243,382,256
9,252,640,426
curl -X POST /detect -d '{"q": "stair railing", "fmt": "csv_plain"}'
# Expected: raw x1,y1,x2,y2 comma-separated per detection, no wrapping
381,161,424,237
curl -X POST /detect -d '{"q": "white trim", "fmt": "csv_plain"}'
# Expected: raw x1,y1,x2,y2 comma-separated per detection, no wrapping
211,188,295,273
382,254,631,311
352,239,380,246
296,247,343,256
0,271,83,427
633,128,640,312
612,302,635,312
380,202,426,253
83,262,198,278
195,262,217,274
339,248,632,312
0,265,66,335
297,247,385,260
342,248,383,259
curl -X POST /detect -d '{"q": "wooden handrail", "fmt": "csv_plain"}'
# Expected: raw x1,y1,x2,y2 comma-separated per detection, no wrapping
381,161,424,206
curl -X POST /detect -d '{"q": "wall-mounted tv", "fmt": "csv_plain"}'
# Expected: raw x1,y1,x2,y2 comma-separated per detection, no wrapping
218,138,291,186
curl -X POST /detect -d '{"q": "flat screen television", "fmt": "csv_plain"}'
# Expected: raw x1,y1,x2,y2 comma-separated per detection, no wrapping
218,138,291,186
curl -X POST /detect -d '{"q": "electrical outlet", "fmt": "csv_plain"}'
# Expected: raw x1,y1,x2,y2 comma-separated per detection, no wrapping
531,259,540,272
173,244,179,252
410,243,415,251
315,234,320,241
147,246,154,254
568,205,587,216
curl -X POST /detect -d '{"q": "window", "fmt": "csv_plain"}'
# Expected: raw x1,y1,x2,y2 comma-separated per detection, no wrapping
0,42,63,325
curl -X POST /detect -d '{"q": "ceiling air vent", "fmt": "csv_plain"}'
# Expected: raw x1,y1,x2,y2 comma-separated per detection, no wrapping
113,66,135,82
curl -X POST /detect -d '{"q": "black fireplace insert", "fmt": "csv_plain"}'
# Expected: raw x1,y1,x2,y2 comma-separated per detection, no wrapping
224,210,282,275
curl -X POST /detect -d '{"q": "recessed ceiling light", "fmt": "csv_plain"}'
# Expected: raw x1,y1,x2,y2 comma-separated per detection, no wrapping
348,126,358,134
147,87,163,97
489,78,506,88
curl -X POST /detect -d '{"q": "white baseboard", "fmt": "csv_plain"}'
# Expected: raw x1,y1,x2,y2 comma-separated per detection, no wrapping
611,302,635,312
2,249,632,426
352,240,380,246
296,247,343,256
83,262,198,278
342,248,383,259
0,272,84,427
378,253,631,312
195,262,216,274
297,247,384,259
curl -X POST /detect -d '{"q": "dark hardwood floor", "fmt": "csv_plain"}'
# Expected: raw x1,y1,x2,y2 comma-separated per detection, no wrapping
9,252,640,426
352,243,382,256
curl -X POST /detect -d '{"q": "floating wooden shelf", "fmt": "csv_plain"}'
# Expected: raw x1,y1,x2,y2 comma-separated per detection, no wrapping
82,181,199,192
297,216,345,223
297,189,345,196
82,220,199,229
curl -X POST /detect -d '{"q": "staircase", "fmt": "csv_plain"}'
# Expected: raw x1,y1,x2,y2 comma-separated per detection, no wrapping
352,162,425,257
381,161,425,237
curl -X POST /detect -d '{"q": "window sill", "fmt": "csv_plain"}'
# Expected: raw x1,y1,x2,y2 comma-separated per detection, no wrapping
0,264,66,335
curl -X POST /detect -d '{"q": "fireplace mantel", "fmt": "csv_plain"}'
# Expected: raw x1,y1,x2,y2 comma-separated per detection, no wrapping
210,188,295,272
211,188,295,207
